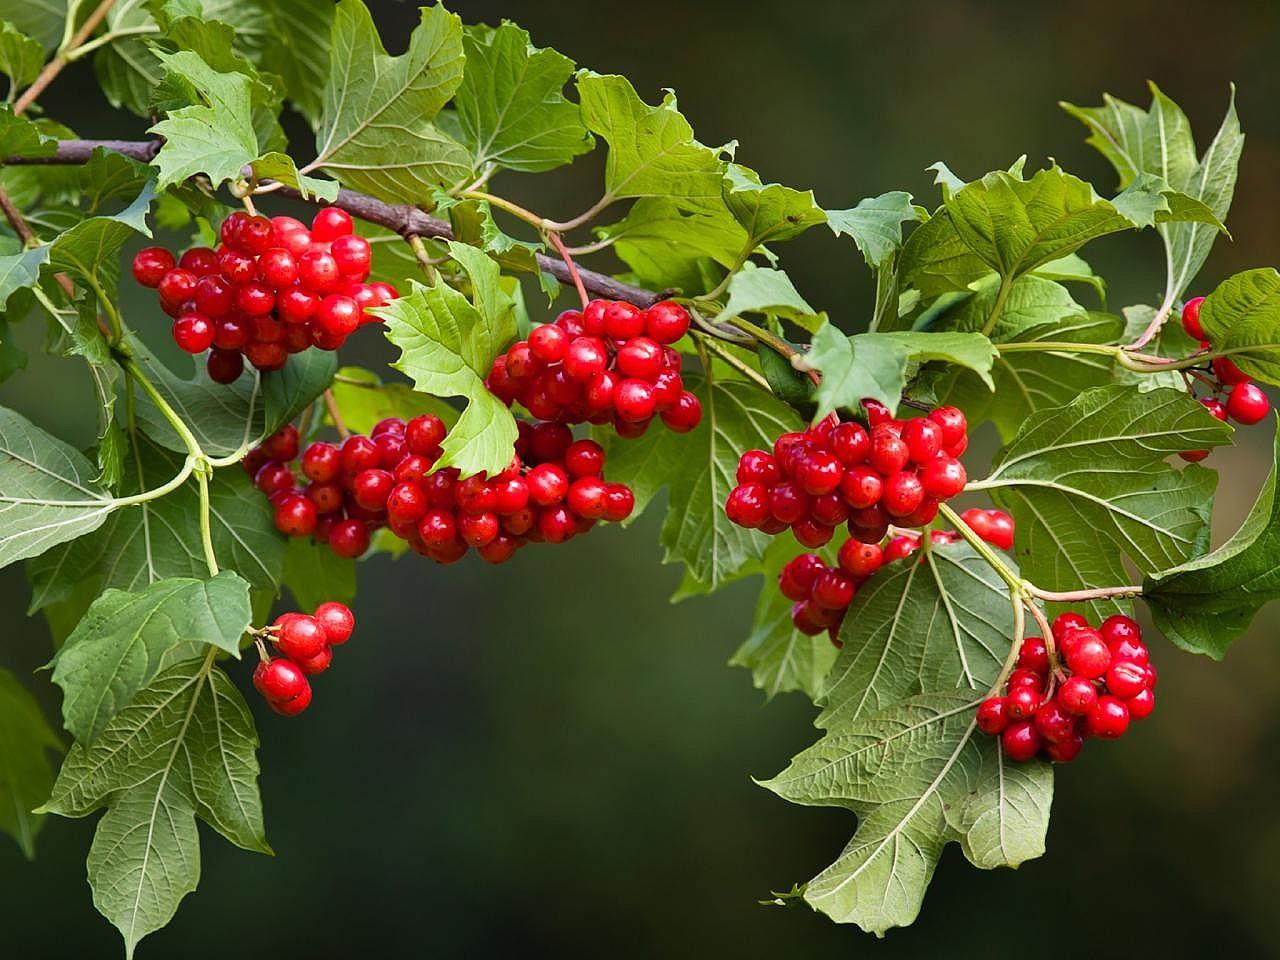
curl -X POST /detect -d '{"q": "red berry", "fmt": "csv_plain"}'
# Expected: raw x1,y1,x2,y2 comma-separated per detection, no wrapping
386,482,429,525
274,493,317,537
791,518,834,548
331,234,371,277
563,337,609,382
976,697,1008,735
983,510,1015,550
603,300,644,340
795,450,843,496
527,463,569,505
274,613,327,659
537,505,577,543
660,391,701,433
132,247,176,287
829,422,869,466
1109,636,1149,666
269,684,313,716
327,519,370,558
768,482,810,524
1226,382,1270,424
315,294,361,336
881,470,925,518
1056,676,1098,716
253,658,309,702
218,248,256,285
458,511,499,547
642,300,690,344
614,379,657,422
1212,356,1250,386
171,312,214,353
306,481,342,514
603,484,635,522
882,534,919,563
616,336,663,379
779,554,825,601
901,418,943,463
295,645,333,676
726,483,770,528
406,414,447,454
1005,685,1041,720
838,465,883,509
868,429,909,474
1181,296,1206,340
206,349,244,384
311,206,354,241
564,439,606,478
1044,734,1083,763
339,435,381,475
1106,661,1148,699
1017,637,1049,674
918,455,966,500
810,569,855,609
927,406,967,447
237,216,273,254
1066,633,1111,679
1050,612,1089,639
527,421,572,462
837,539,882,578
158,268,198,312
529,324,569,362
298,249,340,293
581,299,608,335
301,442,340,482
1127,687,1156,720
1099,614,1140,647
1033,701,1076,744
1001,720,1041,761
1085,695,1130,739
1007,668,1043,691
567,477,609,519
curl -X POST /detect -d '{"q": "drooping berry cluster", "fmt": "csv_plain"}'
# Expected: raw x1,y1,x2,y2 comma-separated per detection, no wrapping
976,613,1157,763
486,298,702,438
1179,295,1271,461
780,509,1015,645
246,416,635,564
725,404,969,548
130,207,398,384
251,601,355,716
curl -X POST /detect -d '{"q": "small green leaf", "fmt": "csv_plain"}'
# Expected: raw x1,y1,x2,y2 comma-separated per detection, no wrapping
0,668,63,858
1145,422,1280,658
455,21,592,175
327,365,458,435
1198,268,1280,387
41,658,270,959
248,152,339,202
0,19,43,92
0,406,116,569
51,572,252,743
0,246,48,312
313,0,469,201
377,242,517,477
714,267,822,332
826,191,925,266
281,536,355,612
723,163,826,246
576,70,729,203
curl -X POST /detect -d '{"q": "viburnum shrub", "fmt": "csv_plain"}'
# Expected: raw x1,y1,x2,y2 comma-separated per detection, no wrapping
1,0,1278,952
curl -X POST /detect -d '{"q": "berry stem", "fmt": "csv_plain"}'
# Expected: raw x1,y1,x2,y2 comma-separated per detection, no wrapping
1028,583,1143,602
979,274,1013,337
937,501,1024,593
546,231,589,308
323,388,351,439
406,234,438,282
196,469,220,577
697,334,773,393
124,358,205,460
1022,596,1064,677
729,316,823,387
985,597,1025,697
686,305,756,347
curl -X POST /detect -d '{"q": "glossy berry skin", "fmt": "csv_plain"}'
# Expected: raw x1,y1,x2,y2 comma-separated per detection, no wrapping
563,337,609,381
1051,612,1089,639
976,697,1009,734
919,456,966,499
1007,668,1043,691
1181,296,1206,340
603,484,635,521
274,494,317,537
274,613,327,660
269,684,313,716
1033,701,1076,745
173,313,215,353
1056,676,1098,716
1226,382,1271,425
660,391,701,433
643,300,691,344
295,645,333,676
1107,661,1149,699
331,234,371,277
406,414,447,454
881,471,925,518
1127,687,1156,720
1001,721,1041,762
1044,735,1083,763
253,658,310,702
927,406,967,448
311,206,354,241
1086,695,1130,739
1100,615,1142,648
1212,356,1250,386
1017,637,1049,674
796,451,843,496
132,247,176,287
779,554,825,601
1066,633,1111,679
528,324,569,362
614,379,657,422
901,418,943,462
810,570,855,609
327,519,370,558
837,539,882,578
207,349,244,384
1005,685,1041,720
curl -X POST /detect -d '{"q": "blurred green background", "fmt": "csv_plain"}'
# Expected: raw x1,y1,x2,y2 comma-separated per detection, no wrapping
4,1,1280,956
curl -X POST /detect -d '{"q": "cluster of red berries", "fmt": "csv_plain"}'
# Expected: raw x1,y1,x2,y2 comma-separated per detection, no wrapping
245,415,636,564
976,612,1157,763
486,299,702,438
130,207,398,384
1179,296,1271,461
781,508,1016,644
251,601,355,716
725,403,969,548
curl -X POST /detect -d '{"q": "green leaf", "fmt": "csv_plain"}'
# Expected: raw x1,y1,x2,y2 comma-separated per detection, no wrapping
281,536,355,612
723,163,826,246
248,151,339,202
713,266,822,332
454,21,592,175
979,386,1231,619
594,196,747,295
897,207,991,297
0,246,48,312
826,191,925,267
0,0,63,52
819,544,1013,728
1062,83,1243,302
0,19,43,91
1197,268,1280,387
576,70,729,203
313,0,469,201
147,50,259,189
28,436,284,610
807,326,995,419
259,0,333,127
729,540,840,701
600,375,802,590
0,406,117,568
50,572,251,744
40,657,270,959
1034,253,1105,303
944,166,1139,281
0,668,62,858
378,241,517,477
327,364,458,435
1144,422,1280,658
1109,172,1227,233
762,691,1051,935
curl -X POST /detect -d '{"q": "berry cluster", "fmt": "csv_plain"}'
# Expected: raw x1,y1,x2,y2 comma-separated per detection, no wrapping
130,207,398,384
251,601,355,716
725,404,969,548
1180,296,1271,461
245,416,635,564
977,613,1157,763
486,299,702,438
781,509,1016,644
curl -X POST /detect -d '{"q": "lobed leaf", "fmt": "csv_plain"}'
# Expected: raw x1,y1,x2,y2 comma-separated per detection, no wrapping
826,191,925,267
1197,268,1280,387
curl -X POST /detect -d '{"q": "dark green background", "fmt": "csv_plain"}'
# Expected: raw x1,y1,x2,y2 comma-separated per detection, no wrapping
3,1,1280,956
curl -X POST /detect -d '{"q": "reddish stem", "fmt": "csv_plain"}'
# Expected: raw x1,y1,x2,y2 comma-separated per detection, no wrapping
547,231,589,309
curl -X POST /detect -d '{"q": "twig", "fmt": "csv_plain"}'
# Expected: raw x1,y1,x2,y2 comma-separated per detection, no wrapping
546,231,589,308
14,0,120,116
323,388,350,439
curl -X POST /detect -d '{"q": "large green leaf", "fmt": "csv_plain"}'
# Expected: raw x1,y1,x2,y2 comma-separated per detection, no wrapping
722,163,826,246
807,325,995,419
0,406,117,568
594,196,746,295
280,536,354,612
0,0,63,51
826,191,925,267
50,572,251,744
713,266,823,332
1197,268,1280,387
977,386,1230,618
454,20,592,175
1144,423,1280,658
897,207,991,297
259,0,333,127
600,375,802,590
1063,83,1243,303
40,657,270,959
313,0,468,201
28,437,284,610
576,70,728,203
762,691,1052,935
327,364,458,435
819,543,1014,728
0,668,63,858
377,242,517,477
